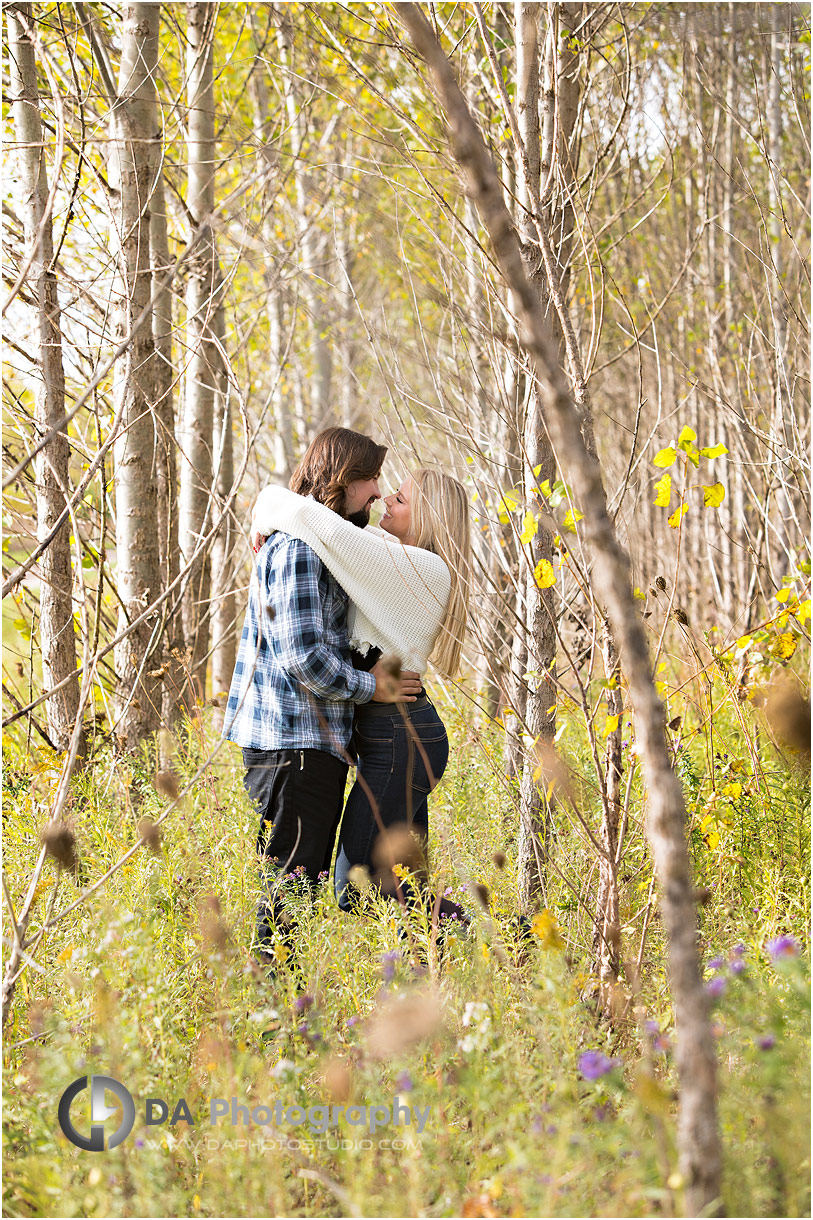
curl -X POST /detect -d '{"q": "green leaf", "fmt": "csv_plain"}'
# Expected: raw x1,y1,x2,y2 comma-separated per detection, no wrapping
654,472,672,507
700,442,729,459
653,446,677,468
703,482,725,508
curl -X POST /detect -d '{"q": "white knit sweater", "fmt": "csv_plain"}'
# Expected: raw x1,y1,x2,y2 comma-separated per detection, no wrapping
251,485,451,675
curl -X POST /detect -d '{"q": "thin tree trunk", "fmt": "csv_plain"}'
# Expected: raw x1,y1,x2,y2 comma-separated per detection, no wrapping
109,2,162,749
8,3,83,756
209,304,235,701
150,136,186,727
397,9,723,1212
179,0,218,700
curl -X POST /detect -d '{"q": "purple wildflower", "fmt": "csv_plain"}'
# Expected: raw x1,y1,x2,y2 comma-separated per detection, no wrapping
644,1019,660,1035
317,870,329,883
346,1016,358,1028
443,886,453,897
729,958,746,976
765,935,800,960
294,994,314,1013
593,1102,614,1122
705,976,727,999
732,942,746,957
380,949,400,982
707,955,725,971
135,1137,145,1148
297,1022,309,1035
395,1070,413,1092
653,1034,671,1054
578,1050,620,1080
758,1034,776,1051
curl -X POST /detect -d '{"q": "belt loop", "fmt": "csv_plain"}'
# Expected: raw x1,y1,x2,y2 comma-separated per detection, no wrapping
299,750,304,771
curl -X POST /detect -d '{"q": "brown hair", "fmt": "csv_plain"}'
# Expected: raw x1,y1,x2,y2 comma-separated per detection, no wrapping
289,427,387,516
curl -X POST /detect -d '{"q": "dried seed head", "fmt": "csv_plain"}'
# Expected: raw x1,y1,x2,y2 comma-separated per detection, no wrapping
322,1057,353,1102
198,894,230,949
365,988,442,1060
693,886,713,906
667,716,682,731
155,770,180,801
378,654,402,680
673,607,689,626
655,576,667,592
371,823,423,872
492,850,507,869
472,882,490,910
762,680,811,757
137,817,162,855
42,824,77,873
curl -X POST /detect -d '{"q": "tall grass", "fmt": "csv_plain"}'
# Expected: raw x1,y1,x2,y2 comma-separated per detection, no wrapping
2,668,809,1218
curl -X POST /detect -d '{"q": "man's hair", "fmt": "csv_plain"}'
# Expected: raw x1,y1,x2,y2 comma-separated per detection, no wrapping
289,427,387,516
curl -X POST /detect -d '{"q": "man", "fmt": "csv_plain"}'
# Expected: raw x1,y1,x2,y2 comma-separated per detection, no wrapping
223,427,421,967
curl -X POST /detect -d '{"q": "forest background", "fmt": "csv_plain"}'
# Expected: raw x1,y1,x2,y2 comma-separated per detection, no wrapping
2,3,810,1218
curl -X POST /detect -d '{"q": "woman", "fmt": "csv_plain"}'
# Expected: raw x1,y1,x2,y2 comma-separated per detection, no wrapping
251,468,471,922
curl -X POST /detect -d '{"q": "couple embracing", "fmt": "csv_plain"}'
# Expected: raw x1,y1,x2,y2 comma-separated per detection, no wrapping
222,427,472,972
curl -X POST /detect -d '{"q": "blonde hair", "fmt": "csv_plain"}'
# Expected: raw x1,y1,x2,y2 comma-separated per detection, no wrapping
409,468,471,678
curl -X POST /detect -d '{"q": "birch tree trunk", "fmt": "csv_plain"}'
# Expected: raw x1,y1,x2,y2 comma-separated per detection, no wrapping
178,0,218,700
109,2,162,749
209,304,235,701
150,134,186,726
515,1,556,913
397,8,723,1213
7,3,83,756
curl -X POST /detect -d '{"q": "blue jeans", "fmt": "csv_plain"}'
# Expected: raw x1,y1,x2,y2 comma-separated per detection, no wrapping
334,698,450,912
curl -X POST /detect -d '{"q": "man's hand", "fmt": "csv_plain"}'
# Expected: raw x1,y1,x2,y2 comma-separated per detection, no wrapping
370,657,422,703
251,529,268,554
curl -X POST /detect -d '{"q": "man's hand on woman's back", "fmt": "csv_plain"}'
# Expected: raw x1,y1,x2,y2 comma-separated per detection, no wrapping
371,659,421,703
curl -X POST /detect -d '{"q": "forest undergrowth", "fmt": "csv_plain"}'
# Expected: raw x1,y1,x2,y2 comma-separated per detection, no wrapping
3,646,810,1219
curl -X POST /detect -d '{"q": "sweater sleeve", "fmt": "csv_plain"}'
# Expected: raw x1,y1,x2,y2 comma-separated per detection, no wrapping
252,485,450,612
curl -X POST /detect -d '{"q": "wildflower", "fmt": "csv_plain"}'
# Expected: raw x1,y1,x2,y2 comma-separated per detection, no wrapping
765,935,800,960
757,1034,776,1051
346,1016,358,1028
270,1058,296,1079
395,1070,413,1092
732,942,746,956
530,909,564,951
593,1102,614,1122
705,976,727,999
293,994,314,1013
462,1001,489,1028
578,1050,620,1080
707,955,724,971
380,950,400,982
317,870,329,883
443,886,453,897
644,1019,660,1035
729,958,746,976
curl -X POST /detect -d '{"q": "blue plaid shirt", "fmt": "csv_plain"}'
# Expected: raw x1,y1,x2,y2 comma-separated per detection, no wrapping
222,533,376,761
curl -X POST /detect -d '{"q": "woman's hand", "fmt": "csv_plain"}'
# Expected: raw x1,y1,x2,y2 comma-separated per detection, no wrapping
251,529,268,554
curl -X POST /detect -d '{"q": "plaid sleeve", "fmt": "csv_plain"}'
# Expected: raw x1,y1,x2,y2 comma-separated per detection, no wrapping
265,538,375,704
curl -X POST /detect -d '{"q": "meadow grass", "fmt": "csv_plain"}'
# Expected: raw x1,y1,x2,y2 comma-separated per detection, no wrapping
2,678,809,1218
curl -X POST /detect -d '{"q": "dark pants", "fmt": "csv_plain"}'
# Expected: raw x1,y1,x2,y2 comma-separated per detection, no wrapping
334,698,463,919
242,747,348,955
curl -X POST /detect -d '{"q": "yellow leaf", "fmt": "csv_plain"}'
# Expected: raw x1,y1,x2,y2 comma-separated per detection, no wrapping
56,945,74,963
653,446,677,468
654,472,672,507
705,832,720,850
703,482,725,508
796,599,810,624
633,586,646,600
533,464,543,477
721,783,742,799
700,442,729,459
775,588,791,603
562,508,584,532
677,425,697,446
773,632,798,660
519,510,538,544
735,635,752,652
602,713,620,738
534,559,556,588
668,503,689,528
